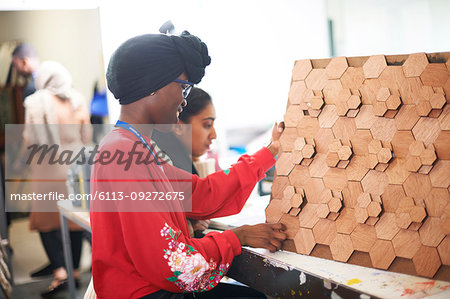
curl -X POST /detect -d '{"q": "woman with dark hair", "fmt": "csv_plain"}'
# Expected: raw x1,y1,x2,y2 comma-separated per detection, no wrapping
153,87,216,176
153,87,217,236
176,87,217,163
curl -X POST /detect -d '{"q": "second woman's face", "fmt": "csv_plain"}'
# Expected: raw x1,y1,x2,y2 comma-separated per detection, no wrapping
180,103,217,159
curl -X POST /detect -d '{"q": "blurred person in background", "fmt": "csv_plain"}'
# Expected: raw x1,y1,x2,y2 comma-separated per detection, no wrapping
22,61,92,296
11,43,40,102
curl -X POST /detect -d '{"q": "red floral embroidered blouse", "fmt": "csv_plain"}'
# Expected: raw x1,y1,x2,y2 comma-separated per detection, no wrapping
90,128,275,298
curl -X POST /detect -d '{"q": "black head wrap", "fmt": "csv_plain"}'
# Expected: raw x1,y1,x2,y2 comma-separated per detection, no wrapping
106,31,211,105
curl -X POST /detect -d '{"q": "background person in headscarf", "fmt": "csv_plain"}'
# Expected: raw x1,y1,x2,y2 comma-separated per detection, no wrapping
90,31,286,298
22,61,92,296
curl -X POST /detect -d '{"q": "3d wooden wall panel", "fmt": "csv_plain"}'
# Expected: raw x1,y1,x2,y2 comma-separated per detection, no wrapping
266,52,450,280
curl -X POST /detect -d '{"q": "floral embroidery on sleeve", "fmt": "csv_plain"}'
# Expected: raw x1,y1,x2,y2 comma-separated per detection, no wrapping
161,223,229,292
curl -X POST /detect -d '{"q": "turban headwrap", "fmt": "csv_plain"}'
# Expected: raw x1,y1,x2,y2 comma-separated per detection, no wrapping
106,31,211,105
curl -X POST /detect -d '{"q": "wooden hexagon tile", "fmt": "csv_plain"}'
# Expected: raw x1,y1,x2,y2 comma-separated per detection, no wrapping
363,55,387,79
268,51,450,280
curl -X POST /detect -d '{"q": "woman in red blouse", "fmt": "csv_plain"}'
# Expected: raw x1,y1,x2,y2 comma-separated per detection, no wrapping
90,32,286,299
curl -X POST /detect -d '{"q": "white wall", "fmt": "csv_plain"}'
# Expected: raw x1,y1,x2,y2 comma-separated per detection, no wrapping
4,0,449,130
0,9,104,105
98,0,330,129
327,0,450,57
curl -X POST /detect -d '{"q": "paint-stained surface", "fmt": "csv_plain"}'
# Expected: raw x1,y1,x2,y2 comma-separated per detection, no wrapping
227,248,450,298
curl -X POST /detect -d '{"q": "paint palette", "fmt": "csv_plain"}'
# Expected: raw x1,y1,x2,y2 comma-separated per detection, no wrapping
266,52,450,280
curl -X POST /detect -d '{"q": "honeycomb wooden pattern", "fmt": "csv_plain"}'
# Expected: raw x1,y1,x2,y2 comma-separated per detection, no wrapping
266,52,450,280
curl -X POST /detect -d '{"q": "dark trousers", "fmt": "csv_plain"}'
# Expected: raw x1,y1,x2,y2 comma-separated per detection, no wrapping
39,230,83,270
140,282,266,299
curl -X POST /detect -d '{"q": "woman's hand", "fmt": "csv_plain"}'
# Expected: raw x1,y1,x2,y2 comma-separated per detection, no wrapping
267,122,285,157
231,223,287,253
191,219,211,232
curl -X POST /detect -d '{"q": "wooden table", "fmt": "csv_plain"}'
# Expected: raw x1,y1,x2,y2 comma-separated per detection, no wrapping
57,200,90,299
